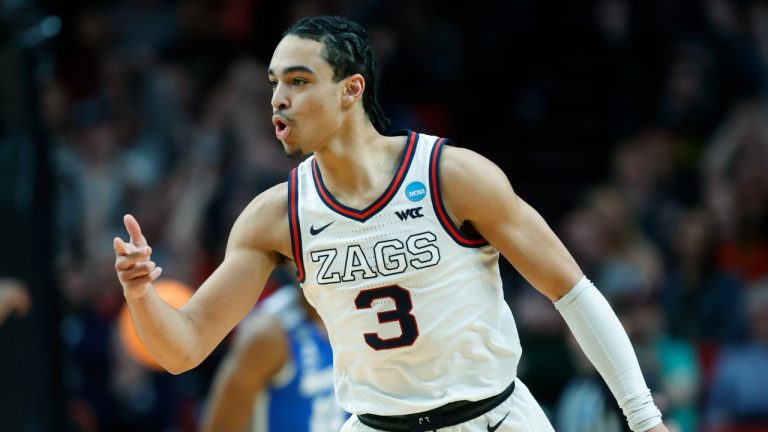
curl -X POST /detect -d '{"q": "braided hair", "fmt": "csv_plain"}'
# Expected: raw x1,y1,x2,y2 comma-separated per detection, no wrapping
284,16,391,133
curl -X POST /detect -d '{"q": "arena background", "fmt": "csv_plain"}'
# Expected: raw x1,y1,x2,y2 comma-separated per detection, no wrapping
2,0,768,431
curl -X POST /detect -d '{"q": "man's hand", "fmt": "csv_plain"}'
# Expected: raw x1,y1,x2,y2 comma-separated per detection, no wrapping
0,279,31,325
114,214,163,298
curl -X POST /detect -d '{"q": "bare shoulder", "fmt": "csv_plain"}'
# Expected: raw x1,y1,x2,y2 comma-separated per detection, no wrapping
439,145,517,223
227,182,292,260
440,145,508,184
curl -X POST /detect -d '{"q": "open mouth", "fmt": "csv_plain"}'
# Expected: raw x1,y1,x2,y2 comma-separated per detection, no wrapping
272,117,290,139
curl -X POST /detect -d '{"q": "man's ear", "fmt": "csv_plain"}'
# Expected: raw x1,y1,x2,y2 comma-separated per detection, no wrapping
342,74,365,107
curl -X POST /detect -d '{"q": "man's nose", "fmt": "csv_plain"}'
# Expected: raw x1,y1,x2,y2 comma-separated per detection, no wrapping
271,84,289,110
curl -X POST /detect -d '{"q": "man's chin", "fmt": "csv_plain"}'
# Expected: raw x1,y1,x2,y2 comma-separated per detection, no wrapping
282,142,304,160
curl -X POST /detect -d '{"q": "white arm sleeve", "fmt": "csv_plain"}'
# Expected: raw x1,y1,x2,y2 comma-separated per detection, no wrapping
554,276,663,432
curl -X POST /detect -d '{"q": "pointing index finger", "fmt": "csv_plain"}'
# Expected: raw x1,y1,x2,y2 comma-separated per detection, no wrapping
123,214,148,247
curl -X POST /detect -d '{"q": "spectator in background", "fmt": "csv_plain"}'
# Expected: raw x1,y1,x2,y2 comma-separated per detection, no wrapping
621,297,699,432
586,186,664,301
661,208,747,344
703,102,768,285
657,40,720,147
704,286,768,429
660,207,747,411
609,129,690,260
0,278,31,325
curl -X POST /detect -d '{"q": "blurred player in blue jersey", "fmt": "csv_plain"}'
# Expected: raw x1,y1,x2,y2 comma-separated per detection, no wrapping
201,285,349,432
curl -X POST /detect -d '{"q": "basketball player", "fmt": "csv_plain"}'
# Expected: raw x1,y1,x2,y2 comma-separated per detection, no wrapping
114,15,669,432
201,284,349,432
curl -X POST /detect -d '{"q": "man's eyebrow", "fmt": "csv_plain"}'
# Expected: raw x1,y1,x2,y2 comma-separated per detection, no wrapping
267,65,316,76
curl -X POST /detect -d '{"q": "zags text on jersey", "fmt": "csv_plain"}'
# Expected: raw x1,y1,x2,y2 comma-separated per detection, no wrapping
309,232,441,284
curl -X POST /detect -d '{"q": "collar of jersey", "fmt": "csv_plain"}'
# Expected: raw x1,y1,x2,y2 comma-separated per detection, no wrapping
310,130,418,222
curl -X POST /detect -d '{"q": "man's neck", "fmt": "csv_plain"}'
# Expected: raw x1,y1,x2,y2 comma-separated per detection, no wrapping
312,124,404,206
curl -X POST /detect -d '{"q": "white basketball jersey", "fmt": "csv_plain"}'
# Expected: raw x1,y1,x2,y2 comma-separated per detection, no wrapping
288,131,522,416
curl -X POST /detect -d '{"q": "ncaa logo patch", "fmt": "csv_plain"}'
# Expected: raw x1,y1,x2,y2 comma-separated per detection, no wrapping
405,181,426,202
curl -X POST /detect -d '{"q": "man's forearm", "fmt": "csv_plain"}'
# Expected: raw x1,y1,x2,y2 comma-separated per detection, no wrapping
554,276,663,432
126,286,199,374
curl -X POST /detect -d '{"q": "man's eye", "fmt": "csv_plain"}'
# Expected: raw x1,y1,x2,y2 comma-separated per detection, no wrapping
269,80,277,90
293,78,307,86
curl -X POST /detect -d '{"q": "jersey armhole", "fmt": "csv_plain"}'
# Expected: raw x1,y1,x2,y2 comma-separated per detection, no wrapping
288,168,306,282
428,138,490,248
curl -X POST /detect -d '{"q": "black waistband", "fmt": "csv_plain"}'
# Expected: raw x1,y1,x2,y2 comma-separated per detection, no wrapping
357,380,516,432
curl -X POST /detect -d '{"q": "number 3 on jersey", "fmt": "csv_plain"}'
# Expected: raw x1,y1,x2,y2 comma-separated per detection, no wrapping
354,286,420,350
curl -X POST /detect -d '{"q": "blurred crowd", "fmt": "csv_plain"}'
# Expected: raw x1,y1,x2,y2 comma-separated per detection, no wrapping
2,0,768,431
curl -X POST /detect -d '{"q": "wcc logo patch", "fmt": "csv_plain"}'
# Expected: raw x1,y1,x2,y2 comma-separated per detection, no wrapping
405,181,426,202
396,207,424,221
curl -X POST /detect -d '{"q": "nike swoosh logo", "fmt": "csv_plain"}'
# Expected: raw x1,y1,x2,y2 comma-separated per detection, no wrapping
487,411,510,432
309,221,334,235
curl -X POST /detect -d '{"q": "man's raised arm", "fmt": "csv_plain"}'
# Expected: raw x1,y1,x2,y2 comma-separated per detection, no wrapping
113,183,290,374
